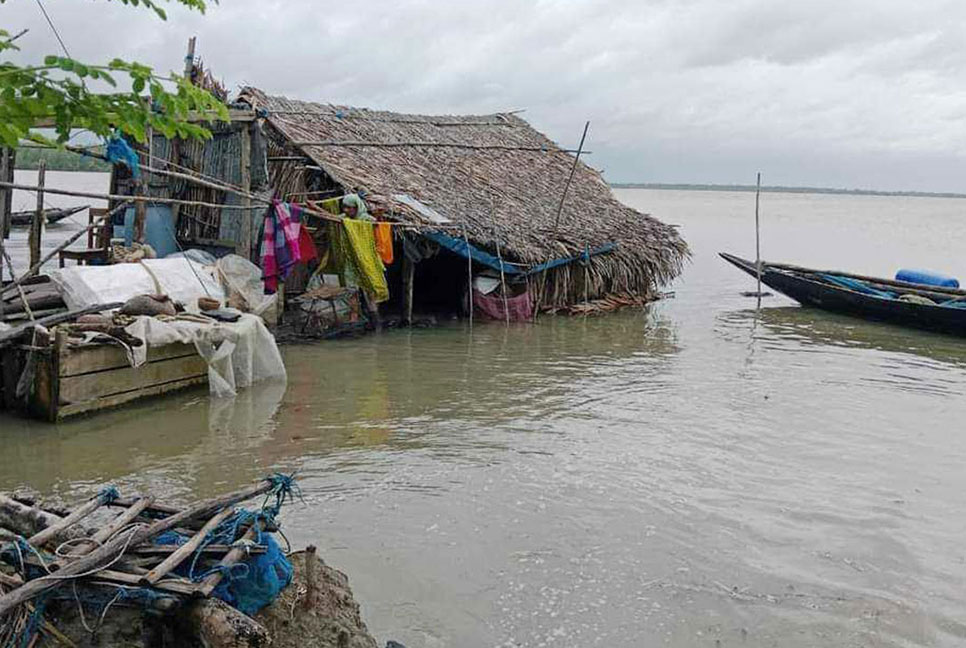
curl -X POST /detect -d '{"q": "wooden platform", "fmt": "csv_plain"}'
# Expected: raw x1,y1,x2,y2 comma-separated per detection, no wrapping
1,329,208,421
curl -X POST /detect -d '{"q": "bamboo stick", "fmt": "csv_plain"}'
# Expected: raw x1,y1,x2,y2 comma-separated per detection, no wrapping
26,493,107,548
90,497,154,545
0,480,275,618
141,506,235,585
462,223,473,327
194,517,265,597
755,172,762,304
1,248,35,321
292,140,591,154
494,228,510,326
553,121,589,232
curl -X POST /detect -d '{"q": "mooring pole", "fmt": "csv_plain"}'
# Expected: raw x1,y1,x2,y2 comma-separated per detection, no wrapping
755,171,762,304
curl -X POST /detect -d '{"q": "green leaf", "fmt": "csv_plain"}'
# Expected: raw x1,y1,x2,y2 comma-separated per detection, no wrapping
132,77,145,93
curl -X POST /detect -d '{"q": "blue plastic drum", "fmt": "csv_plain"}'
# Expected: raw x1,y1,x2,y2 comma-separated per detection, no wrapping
895,268,960,288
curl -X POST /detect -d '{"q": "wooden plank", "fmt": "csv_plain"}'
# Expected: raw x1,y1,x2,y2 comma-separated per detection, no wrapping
56,373,207,420
60,342,197,377
57,373,208,421
142,507,235,585
60,354,208,404
27,492,106,548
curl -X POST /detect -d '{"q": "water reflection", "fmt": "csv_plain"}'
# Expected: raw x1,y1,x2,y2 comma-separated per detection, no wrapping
720,305,966,368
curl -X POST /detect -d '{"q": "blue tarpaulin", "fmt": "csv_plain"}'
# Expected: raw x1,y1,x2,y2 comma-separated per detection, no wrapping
422,231,524,275
523,243,618,276
422,232,618,277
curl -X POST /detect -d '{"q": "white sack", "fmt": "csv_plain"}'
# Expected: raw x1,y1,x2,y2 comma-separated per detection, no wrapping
51,258,225,312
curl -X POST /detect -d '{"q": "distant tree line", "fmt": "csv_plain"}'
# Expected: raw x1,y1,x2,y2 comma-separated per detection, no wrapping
14,147,112,172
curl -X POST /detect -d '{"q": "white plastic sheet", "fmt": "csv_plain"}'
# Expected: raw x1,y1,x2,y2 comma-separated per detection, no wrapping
50,258,225,312
125,314,286,397
214,254,277,321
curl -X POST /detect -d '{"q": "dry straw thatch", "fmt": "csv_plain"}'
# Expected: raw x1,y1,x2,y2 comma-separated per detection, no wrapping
238,87,689,309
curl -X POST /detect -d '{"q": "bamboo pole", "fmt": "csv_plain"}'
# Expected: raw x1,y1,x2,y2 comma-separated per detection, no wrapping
0,147,9,318
1,248,35,321
194,517,265,597
141,506,235,585
552,121,590,233
28,161,45,272
184,36,196,81
462,223,473,327
26,494,108,548
240,124,252,261
291,140,591,154
494,228,510,326
402,254,414,326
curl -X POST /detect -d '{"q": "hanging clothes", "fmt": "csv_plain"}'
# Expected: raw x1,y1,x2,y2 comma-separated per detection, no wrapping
329,218,389,303
260,200,304,293
298,224,319,262
374,222,394,265
319,197,342,216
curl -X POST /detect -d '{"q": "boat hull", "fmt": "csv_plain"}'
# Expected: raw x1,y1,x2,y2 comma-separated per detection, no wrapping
720,252,966,337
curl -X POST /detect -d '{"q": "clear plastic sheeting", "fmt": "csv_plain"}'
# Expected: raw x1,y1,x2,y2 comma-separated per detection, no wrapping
215,254,277,322
50,258,226,313
125,314,286,398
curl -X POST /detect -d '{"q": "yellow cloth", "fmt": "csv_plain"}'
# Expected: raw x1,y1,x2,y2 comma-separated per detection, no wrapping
319,198,342,215
337,218,389,303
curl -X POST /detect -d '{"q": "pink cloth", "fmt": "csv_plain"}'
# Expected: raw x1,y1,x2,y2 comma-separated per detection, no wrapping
472,288,533,322
261,200,305,293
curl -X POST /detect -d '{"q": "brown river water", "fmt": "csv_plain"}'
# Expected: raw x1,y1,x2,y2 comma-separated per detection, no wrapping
3,176,966,647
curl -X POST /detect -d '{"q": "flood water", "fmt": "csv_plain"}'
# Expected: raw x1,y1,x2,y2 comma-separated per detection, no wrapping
3,180,966,647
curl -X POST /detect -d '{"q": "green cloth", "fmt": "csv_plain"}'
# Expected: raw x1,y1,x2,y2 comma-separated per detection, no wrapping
329,219,388,303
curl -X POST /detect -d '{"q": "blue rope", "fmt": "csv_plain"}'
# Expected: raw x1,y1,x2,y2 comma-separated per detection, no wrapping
97,485,120,504
193,562,250,583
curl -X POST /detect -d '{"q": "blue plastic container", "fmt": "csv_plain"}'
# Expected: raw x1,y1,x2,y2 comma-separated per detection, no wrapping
895,268,960,288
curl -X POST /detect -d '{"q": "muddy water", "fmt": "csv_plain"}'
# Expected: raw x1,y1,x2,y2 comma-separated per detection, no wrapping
3,185,966,647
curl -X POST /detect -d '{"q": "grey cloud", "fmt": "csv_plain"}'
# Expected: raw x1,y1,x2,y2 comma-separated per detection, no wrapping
5,0,966,191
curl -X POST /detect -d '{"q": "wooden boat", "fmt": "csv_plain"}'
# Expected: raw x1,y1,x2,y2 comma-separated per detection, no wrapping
8,204,88,227
720,252,966,336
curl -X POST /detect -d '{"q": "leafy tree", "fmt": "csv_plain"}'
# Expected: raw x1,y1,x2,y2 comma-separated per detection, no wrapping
0,0,228,150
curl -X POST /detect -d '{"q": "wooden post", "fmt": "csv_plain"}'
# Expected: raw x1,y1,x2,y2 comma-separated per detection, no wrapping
402,254,414,326
133,180,147,244
755,172,762,304
0,147,10,318
184,36,197,82
239,125,252,261
0,148,12,239
462,224,473,327
29,161,45,272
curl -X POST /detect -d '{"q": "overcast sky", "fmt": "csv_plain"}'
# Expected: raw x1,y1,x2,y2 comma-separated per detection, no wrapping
6,0,966,191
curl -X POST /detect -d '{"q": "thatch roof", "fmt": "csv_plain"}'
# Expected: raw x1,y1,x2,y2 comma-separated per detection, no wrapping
238,87,688,303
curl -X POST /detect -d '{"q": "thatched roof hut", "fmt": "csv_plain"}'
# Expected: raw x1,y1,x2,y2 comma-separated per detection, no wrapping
237,87,688,312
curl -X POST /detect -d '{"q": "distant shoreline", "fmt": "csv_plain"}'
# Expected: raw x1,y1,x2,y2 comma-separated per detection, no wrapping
610,182,966,200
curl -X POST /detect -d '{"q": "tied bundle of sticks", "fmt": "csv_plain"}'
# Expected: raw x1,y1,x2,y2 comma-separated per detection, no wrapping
0,475,299,648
